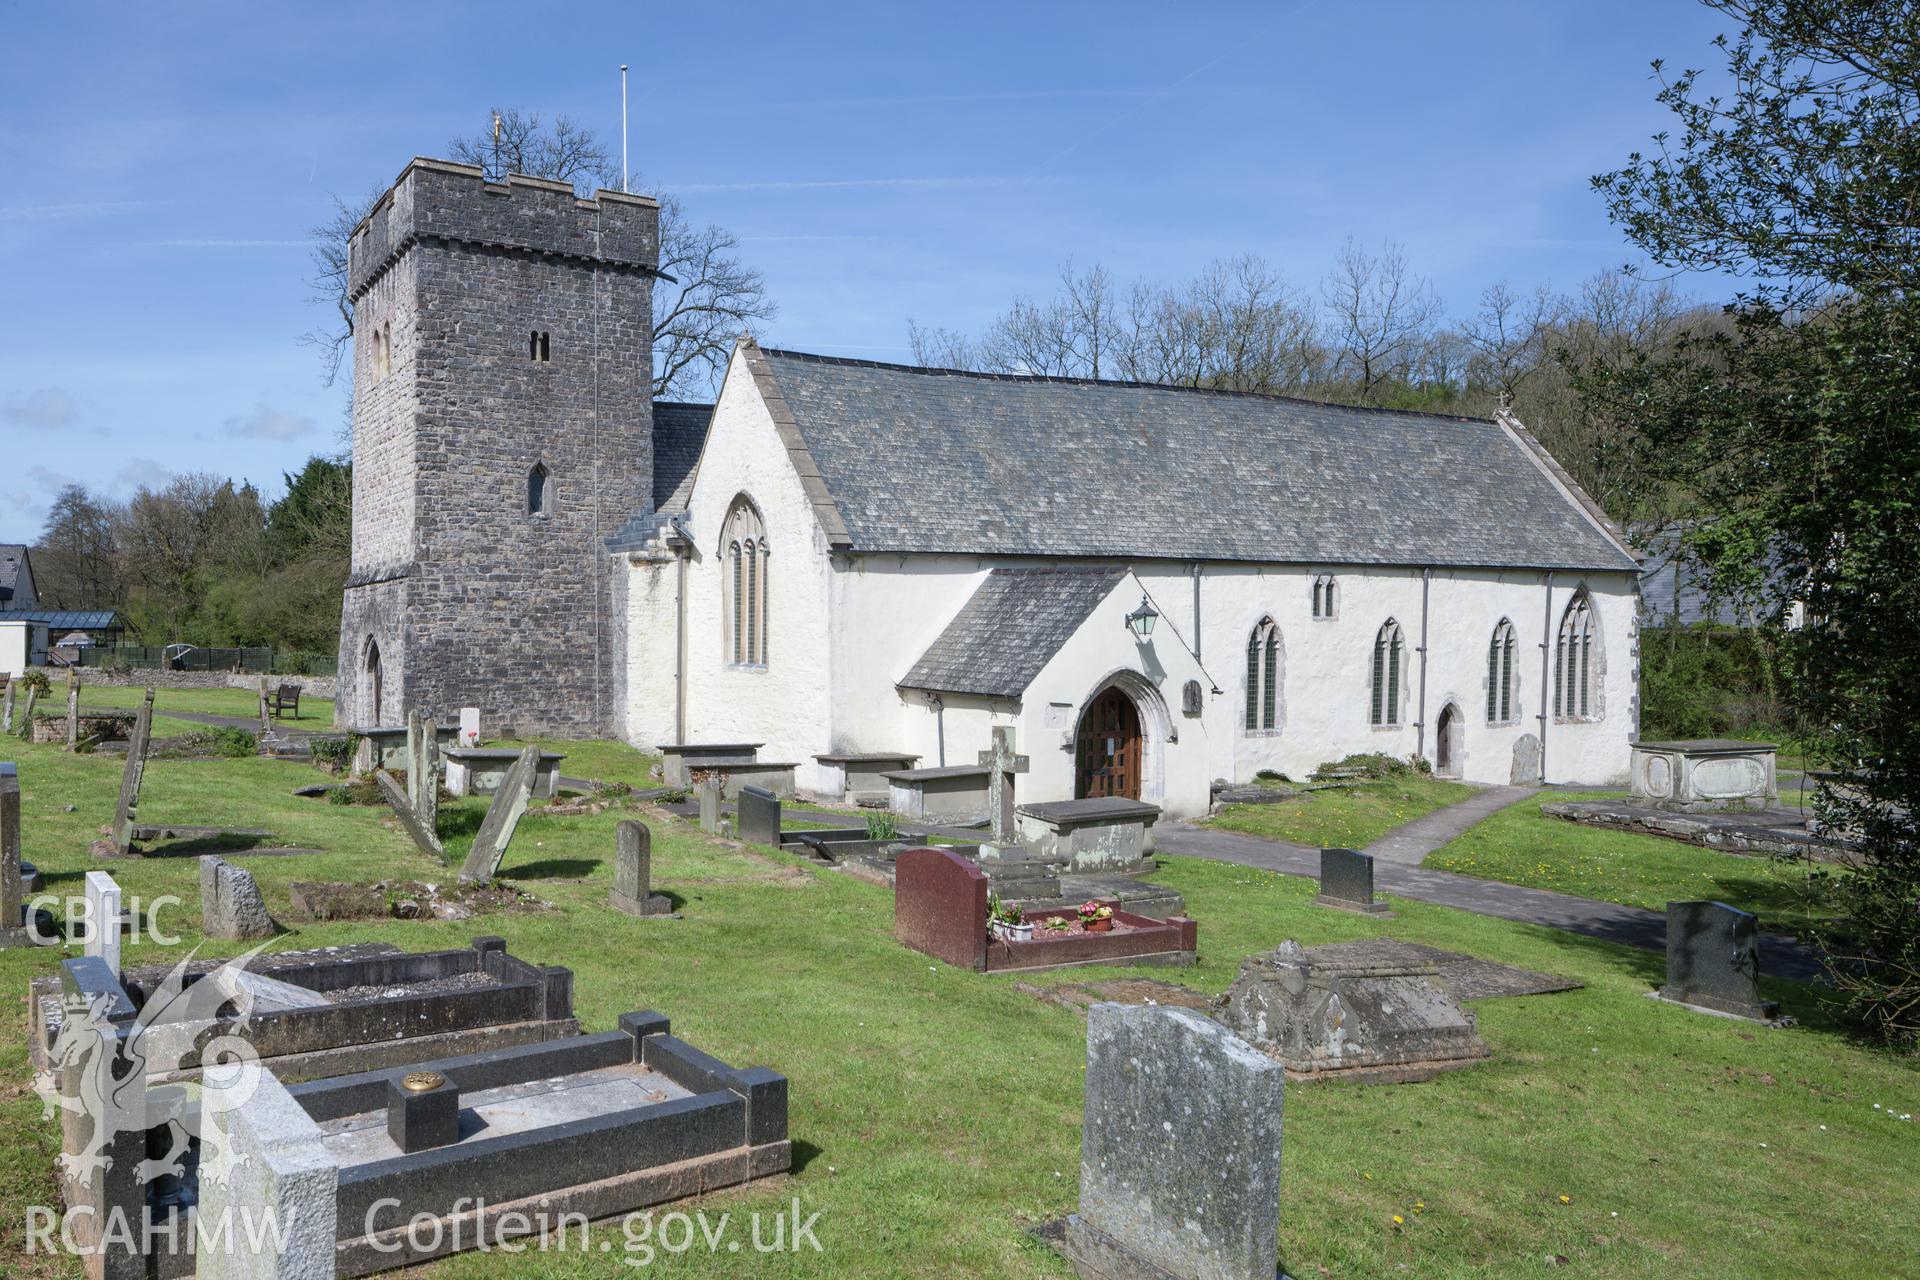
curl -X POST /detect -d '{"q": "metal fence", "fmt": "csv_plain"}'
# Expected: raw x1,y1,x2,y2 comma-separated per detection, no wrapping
78,645,274,673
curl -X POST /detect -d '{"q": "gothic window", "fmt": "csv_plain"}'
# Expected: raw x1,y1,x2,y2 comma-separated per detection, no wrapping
1486,618,1518,724
721,497,769,667
371,322,391,379
529,329,550,362
527,463,551,516
1244,618,1280,732
1554,592,1597,720
1370,619,1405,727
1312,574,1338,620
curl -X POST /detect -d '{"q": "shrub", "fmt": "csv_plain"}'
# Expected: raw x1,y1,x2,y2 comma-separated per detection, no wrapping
309,734,357,771
205,727,258,758
865,812,899,841
19,670,50,696
1311,752,1410,780
1639,624,1794,739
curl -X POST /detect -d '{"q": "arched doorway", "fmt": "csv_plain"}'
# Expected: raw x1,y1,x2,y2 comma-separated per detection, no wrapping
364,638,383,724
1435,702,1462,777
1076,685,1143,799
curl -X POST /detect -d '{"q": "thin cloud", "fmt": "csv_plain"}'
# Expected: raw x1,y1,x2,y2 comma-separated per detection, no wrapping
139,238,310,249
3,388,81,429
672,176,1047,194
0,199,160,221
761,88,1165,110
226,405,317,441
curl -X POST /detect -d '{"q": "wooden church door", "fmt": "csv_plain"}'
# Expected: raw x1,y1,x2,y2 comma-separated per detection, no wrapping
1076,686,1143,800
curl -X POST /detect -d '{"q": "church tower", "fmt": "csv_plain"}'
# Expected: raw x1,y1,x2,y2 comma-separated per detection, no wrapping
335,158,660,736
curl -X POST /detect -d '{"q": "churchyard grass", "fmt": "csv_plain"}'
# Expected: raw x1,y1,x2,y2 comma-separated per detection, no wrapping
1425,792,1839,932
1209,774,1478,848
1,735,1915,1279
76,683,337,738
486,736,662,789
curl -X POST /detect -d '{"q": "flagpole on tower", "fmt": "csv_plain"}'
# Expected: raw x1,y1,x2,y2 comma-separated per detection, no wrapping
620,64,629,193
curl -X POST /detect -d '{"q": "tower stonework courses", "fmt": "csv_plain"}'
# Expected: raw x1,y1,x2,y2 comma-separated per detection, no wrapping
336,158,660,737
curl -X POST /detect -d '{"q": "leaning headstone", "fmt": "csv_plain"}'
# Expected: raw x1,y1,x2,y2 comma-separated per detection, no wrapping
211,966,332,1013
1656,900,1780,1021
406,709,440,835
1,677,13,734
1061,1004,1285,1280
109,688,156,855
84,870,123,972
737,785,781,846
458,745,540,884
17,684,38,737
197,1062,340,1280
610,820,673,917
1,763,27,947
65,670,80,749
696,773,723,835
200,856,277,941
1314,847,1392,915
373,770,444,861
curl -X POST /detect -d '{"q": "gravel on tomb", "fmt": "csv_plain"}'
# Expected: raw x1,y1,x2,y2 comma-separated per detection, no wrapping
322,971,502,1003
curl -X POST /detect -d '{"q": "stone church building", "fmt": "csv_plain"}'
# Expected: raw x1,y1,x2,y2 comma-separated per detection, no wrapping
338,159,1642,818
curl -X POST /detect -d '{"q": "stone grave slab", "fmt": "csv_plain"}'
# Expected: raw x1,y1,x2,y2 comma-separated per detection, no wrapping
1313,846,1393,915
1308,939,1582,1000
813,751,918,805
373,770,445,861
894,847,1197,974
1015,796,1159,875
1056,1004,1284,1280
443,747,566,799
1542,798,1840,860
610,819,673,917
1655,900,1781,1021
658,740,762,786
1214,939,1492,1083
458,746,540,884
884,764,990,825
200,856,278,941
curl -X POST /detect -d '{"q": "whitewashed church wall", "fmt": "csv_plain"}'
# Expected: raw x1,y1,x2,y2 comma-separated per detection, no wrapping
619,556,682,751
667,354,836,773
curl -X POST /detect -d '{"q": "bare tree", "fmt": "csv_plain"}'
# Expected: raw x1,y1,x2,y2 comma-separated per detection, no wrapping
303,110,774,401
1463,281,1563,406
982,262,1123,378
1318,238,1442,403
33,484,123,610
906,319,985,370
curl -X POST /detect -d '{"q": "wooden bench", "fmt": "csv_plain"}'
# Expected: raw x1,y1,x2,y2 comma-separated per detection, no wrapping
269,684,301,720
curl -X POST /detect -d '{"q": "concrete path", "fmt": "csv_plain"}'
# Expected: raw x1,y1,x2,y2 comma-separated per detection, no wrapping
1362,783,1538,864
1154,820,1823,983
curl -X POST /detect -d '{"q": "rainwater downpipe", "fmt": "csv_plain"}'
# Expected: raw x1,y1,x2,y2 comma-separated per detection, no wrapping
1538,571,1555,784
1191,561,1203,661
1415,568,1432,761
673,544,688,743
930,694,946,767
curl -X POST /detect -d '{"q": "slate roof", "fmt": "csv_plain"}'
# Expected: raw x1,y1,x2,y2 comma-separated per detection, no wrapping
0,545,30,603
750,347,1639,572
651,401,713,513
899,567,1127,698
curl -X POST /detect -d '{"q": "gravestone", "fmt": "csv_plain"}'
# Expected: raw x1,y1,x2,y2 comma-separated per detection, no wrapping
738,784,781,846
84,870,123,972
109,688,156,855
1656,900,1780,1021
458,745,539,883
17,684,39,737
197,1063,340,1280
407,709,440,834
977,726,1030,855
1061,1003,1284,1280
1,763,27,948
201,855,278,941
65,670,79,749
459,705,480,747
610,819,673,917
373,769,445,860
2,677,13,733
1314,847,1392,915
257,675,273,733
696,773,723,835
1511,733,1543,785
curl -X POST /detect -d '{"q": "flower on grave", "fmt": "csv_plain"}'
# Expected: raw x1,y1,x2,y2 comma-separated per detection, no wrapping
1044,916,1071,933
1077,901,1113,922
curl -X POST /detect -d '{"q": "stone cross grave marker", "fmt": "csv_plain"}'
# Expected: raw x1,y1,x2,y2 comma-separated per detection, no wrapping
66,670,80,749
373,769,445,861
977,726,1031,850
1314,847,1393,915
1,763,25,947
738,785,781,846
1657,900,1780,1021
200,856,277,941
1063,1003,1285,1280
109,688,156,855
406,709,440,834
2,677,14,734
459,745,540,883
696,772,723,835
84,870,123,973
611,819,673,916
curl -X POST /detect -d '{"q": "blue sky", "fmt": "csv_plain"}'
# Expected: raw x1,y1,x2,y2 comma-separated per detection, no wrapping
0,0,1734,544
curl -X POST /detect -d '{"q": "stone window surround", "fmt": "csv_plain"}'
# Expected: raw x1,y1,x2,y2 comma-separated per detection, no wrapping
1242,616,1282,735
1311,573,1338,620
1552,588,1605,725
720,494,770,669
1369,617,1407,729
526,462,552,519
1485,617,1521,726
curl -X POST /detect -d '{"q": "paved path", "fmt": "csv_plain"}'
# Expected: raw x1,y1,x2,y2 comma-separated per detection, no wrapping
1362,783,1538,864
1154,820,1823,983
